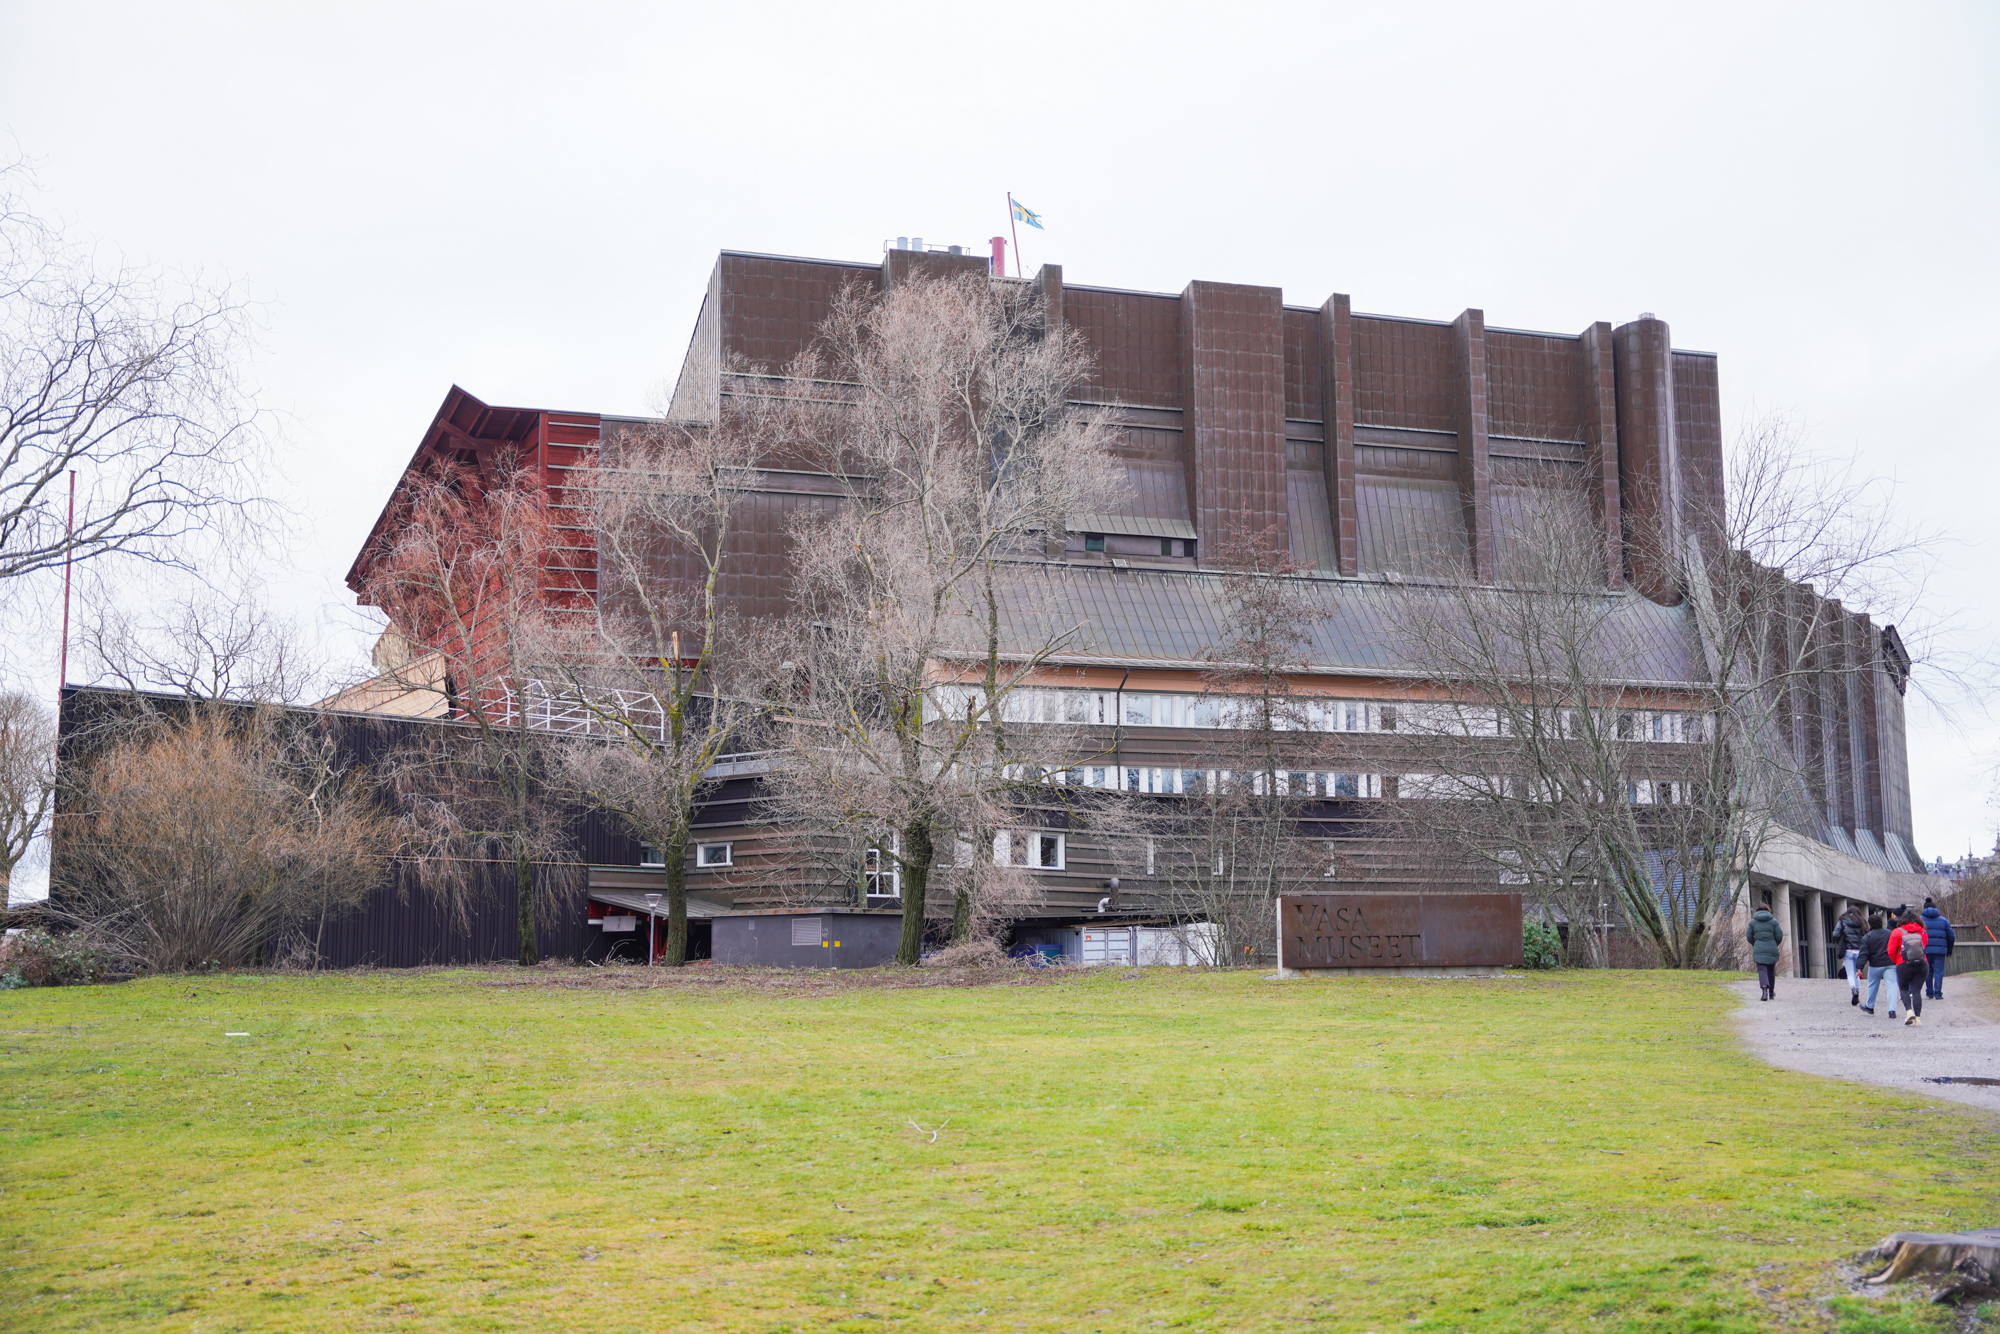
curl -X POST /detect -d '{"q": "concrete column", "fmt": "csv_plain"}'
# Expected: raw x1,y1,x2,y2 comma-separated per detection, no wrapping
1577,321,1624,589
1611,316,1680,604
1451,308,1494,582
1773,882,1795,978
1807,888,1827,980
1319,293,1358,576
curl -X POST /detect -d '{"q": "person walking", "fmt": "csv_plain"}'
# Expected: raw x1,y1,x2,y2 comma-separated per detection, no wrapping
1860,913,1898,1018
1829,904,1868,1007
1920,898,1956,1000
1890,912,1928,1027
1747,894,1784,1001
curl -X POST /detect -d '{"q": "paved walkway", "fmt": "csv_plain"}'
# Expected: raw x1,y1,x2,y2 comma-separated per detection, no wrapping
1728,972,2000,1114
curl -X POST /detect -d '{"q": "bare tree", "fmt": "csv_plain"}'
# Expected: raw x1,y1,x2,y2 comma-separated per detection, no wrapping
540,392,789,965
358,458,582,965
1145,539,1343,963
0,691,55,904
54,708,397,972
1383,421,1932,967
77,588,324,705
0,159,269,587
767,269,1122,963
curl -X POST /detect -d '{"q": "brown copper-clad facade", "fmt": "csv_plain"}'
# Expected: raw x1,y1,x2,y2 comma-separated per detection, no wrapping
340,247,1936,967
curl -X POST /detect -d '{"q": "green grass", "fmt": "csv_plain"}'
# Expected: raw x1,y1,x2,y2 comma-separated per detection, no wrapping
2,967,1996,1333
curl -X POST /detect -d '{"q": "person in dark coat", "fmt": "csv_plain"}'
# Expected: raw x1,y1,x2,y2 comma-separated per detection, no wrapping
1746,894,1784,1001
1860,913,1897,1018
1920,898,1956,1000
1829,905,1868,1006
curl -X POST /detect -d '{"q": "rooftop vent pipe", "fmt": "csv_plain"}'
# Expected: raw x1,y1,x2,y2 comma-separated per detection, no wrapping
989,235,1007,275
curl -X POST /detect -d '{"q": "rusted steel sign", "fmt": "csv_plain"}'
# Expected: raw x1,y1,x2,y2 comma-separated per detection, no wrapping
1277,893,1524,969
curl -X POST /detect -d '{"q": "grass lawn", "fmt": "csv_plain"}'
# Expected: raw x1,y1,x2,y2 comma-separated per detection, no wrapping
3,966,1997,1333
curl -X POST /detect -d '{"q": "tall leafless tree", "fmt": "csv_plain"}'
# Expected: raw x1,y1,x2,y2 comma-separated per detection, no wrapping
767,269,1122,963
1383,421,1933,967
539,379,792,965
1144,538,1343,963
0,160,269,588
358,458,582,965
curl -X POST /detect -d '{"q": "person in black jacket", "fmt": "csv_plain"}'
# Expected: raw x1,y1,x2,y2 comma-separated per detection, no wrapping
1829,905,1868,1007
1859,913,1897,1018
1920,898,1956,1000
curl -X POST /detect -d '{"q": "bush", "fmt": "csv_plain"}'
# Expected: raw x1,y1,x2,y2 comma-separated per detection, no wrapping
920,939,1017,970
0,930,113,987
1522,919,1563,970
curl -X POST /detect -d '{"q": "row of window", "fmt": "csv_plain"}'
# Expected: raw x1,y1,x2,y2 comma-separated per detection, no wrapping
929,686,1704,742
1060,766,1386,798
643,775,1685,885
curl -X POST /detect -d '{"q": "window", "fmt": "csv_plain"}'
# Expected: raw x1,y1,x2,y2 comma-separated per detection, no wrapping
864,842,900,898
1160,537,1174,557
639,844,665,868
1334,772,1359,798
696,841,733,868
1123,695,1152,726
995,831,1065,870
1378,705,1398,732
1084,533,1105,553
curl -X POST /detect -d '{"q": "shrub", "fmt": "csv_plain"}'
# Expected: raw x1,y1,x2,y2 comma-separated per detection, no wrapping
57,711,399,973
920,939,1017,970
0,929,113,987
1522,919,1563,970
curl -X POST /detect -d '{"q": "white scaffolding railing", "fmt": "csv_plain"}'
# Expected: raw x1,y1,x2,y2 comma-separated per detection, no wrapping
493,680,667,743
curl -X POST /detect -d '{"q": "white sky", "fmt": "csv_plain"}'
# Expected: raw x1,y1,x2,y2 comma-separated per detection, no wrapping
2,0,1995,867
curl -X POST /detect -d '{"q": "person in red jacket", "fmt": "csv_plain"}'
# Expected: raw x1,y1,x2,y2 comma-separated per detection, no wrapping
1890,913,1929,1027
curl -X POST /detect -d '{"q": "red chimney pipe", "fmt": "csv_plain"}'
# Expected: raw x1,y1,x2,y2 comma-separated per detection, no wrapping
989,236,1006,277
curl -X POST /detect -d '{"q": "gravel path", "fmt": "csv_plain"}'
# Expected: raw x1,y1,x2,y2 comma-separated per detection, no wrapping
1728,972,2000,1114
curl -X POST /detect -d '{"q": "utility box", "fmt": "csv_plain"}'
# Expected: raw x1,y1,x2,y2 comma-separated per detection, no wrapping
712,910,903,969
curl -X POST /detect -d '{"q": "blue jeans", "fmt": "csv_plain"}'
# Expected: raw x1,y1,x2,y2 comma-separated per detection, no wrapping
1845,949,1862,993
1865,964,1897,1013
1926,959,1945,999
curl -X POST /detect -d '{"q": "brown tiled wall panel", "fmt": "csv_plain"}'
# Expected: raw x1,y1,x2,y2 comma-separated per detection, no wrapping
1284,307,1324,422
1352,318,1457,432
1353,445,1468,577
1673,353,1724,532
1114,460,1194,525
1484,331,1585,440
1109,424,1187,464
1286,445,1336,572
667,274,722,423
1065,288,1183,408
610,490,844,627
718,256,878,372
1490,458,1591,585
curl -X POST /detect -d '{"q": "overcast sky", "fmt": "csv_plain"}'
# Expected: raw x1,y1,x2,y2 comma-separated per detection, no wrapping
3,0,1996,870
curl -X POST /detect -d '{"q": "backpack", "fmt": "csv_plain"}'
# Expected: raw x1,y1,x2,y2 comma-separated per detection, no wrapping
1897,929,1925,966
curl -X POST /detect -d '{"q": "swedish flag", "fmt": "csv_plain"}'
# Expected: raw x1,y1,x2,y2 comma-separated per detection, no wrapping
1011,198,1045,230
